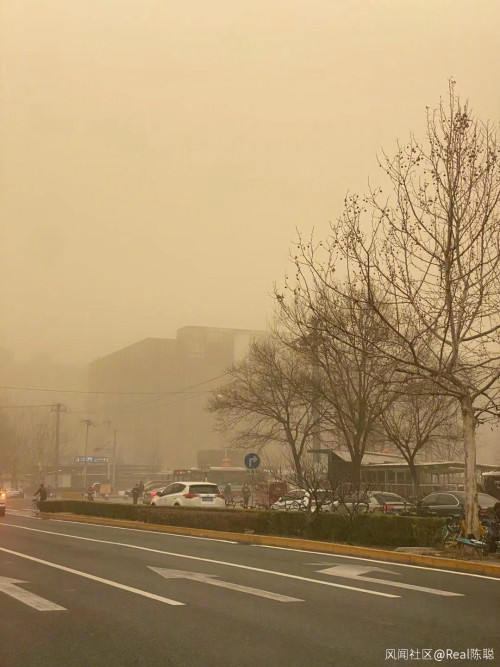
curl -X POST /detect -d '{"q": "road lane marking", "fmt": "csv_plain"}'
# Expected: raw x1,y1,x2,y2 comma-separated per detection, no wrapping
1,523,399,598
317,564,462,596
151,567,303,602
0,547,184,606
254,545,500,581
0,576,66,611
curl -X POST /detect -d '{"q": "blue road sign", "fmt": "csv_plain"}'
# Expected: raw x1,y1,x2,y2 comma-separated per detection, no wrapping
244,453,261,470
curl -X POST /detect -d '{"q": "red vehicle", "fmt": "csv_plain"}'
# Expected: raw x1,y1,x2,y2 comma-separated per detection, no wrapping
255,482,288,509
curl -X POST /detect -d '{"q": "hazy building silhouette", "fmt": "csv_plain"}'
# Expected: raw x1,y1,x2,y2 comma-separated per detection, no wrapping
87,326,269,468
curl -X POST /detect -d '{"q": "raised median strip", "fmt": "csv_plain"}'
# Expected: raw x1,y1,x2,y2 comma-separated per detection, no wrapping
40,512,500,579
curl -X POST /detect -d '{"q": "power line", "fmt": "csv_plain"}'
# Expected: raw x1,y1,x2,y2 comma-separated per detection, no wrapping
0,373,229,396
0,374,228,417
0,404,54,409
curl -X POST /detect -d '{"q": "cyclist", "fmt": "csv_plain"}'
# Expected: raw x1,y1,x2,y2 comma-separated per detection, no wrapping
33,483,48,510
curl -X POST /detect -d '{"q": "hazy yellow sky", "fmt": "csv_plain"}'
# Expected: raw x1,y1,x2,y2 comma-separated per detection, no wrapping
1,0,499,364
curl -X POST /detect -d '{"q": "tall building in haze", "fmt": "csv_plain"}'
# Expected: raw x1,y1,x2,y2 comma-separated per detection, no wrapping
87,326,269,469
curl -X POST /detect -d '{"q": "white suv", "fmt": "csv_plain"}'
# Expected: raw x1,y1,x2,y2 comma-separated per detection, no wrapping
150,481,225,509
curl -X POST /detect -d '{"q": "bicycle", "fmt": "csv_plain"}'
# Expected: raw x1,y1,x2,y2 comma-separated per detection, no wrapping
442,517,462,549
31,497,40,517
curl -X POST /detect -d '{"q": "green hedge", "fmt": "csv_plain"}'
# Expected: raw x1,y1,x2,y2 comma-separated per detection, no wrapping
39,500,444,548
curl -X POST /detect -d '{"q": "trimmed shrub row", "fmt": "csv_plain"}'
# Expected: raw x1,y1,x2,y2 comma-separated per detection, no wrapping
39,500,444,548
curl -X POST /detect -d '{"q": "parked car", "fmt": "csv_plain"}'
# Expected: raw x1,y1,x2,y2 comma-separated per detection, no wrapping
143,480,171,492
332,491,416,515
0,490,6,516
270,489,334,512
150,481,225,508
141,486,167,505
124,480,171,498
418,491,498,518
5,488,25,498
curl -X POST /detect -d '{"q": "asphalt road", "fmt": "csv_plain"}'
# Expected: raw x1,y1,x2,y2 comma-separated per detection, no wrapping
1,505,499,667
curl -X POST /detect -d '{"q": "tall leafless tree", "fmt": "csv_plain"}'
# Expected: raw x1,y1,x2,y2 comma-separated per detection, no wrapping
276,285,397,485
279,82,499,535
377,383,461,499
207,338,321,484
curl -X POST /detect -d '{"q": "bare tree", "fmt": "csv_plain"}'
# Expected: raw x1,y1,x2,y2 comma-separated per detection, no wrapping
378,382,461,499
207,338,321,484
280,82,499,535
426,433,464,462
276,285,397,486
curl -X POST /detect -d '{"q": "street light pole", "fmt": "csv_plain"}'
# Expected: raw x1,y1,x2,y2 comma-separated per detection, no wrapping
81,419,95,490
309,316,321,463
51,403,67,497
112,429,117,492
312,356,320,462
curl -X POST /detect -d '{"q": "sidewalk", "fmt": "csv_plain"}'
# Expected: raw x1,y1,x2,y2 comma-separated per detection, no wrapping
41,511,500,579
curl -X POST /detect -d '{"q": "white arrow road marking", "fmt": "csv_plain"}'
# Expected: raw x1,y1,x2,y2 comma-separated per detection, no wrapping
150,567,303,602
0,576,66,611
0,547,184,606
317,564,463,596
2,525,399,598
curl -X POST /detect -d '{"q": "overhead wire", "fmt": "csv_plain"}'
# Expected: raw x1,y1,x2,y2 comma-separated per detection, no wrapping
0,372,229,396
0,404,55,409
0,372,228,416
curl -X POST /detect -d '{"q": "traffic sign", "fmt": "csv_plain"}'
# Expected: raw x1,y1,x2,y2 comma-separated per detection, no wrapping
75,456,108,464
244,453,260,470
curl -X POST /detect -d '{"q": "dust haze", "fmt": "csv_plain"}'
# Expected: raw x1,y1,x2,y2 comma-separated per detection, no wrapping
0,2,499,461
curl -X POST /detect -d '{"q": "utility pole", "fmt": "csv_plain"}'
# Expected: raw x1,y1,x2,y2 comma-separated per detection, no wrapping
112,429,117,492
312,357,320,463
51,403,67,496
310,317,321,463
81,419,95,491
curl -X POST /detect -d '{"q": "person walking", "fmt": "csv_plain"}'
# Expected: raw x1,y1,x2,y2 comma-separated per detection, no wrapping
242,483,251,509
223,483,232,506
132,483,141,505
138,480,145,497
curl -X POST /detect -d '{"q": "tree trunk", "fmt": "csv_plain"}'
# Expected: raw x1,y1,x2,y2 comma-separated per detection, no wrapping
461,395,479,537
408,458,420,502
350,452,362,489
290,442,304,487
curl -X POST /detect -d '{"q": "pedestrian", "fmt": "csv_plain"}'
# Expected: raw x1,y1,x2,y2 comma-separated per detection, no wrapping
33,483,48,511
242,483,250,509
223,483,232,506
132,483,140,505
138,480,145,497
494,502,500,524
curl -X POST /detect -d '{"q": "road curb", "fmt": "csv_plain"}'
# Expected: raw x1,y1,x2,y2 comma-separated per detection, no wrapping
43,512,500,578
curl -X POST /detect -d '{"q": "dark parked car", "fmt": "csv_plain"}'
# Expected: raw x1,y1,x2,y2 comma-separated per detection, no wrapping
418,491,498,518
332,491,416,515
141,486,167,505
123,480,171,498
